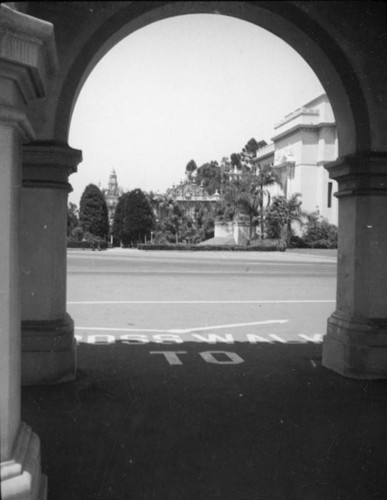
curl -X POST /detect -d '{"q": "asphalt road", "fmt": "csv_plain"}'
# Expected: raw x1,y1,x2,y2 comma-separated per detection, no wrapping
21,248,387,500
67,248,337,349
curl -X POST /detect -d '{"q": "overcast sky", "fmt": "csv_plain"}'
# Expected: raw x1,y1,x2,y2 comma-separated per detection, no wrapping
68,13,324,206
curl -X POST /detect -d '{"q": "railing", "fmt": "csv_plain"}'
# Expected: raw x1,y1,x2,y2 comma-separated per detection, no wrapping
274,107,319,129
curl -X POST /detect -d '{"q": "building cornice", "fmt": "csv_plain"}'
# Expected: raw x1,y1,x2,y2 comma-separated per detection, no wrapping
274,107,319,129
272,122,336,143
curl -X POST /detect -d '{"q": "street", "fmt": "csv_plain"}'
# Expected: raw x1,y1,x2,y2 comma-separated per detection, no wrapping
67,248,337,351
21,249,387,499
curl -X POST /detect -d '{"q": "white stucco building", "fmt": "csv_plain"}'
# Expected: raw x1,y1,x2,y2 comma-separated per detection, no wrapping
256,93,338,225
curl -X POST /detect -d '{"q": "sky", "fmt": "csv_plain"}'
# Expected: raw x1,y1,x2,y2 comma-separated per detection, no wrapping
68,14,325,206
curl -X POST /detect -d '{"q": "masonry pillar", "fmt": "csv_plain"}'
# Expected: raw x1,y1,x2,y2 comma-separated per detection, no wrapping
0,4,57,499
233,214,251,245
21,143,82,385
322,153,387,378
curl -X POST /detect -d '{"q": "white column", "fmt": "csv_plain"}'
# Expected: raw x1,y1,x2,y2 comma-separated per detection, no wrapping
0,4,57,499
322,153,387,378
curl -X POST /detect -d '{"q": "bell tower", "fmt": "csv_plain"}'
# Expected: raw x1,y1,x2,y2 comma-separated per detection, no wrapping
108,168,118,196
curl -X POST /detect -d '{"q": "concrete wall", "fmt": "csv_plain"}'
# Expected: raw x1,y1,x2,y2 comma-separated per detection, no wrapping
214,221,233,238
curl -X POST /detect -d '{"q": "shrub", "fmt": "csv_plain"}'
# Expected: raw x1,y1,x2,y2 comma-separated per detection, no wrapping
67,232,107,250
308,239,337,249
67,240,107,250
138,240,286,252
303,212,338,248
68,226,84,242
289,235,309,248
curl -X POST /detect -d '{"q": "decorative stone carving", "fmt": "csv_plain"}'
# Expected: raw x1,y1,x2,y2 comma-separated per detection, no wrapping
0,4,58,99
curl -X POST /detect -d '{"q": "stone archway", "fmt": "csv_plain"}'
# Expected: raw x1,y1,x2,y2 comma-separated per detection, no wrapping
24,1,387,381
54,1,367,155
1,2,386,499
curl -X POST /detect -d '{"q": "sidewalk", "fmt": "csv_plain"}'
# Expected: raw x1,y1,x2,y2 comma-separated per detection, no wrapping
69,247,337,265
287,248,337,260
22,339,387,500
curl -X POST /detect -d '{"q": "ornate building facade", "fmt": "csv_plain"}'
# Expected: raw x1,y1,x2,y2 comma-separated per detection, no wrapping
165,176,220,217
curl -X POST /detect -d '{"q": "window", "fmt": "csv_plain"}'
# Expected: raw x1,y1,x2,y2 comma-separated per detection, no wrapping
327,182,333,208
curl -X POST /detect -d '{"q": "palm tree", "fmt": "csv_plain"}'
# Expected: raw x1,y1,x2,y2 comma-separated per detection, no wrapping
283,193,307,246
234,182,261,240
219,167,280,240
254,165,281,239
265,193,307,246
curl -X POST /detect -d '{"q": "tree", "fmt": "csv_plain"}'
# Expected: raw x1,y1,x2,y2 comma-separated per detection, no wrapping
185,159,197,180
195,205,215,241
113,189,155,247
242,138,260,158
79,184,109,239
265,194,306,245
195,161,221,195
67,202,79,237
230,152,242,170
112,193,125,245
254,164,281,238
155,197,185,244
239,138,265,171
150,193,215,245
221,171,263,239
216,165,280,240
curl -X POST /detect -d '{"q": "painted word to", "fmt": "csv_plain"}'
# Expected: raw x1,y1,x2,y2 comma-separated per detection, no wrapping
149,351,245,365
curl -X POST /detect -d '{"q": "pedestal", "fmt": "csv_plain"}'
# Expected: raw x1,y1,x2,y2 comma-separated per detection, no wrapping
1,423,47,500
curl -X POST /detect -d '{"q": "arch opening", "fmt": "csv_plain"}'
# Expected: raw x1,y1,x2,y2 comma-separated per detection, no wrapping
68,12,338,229
55,2,371,160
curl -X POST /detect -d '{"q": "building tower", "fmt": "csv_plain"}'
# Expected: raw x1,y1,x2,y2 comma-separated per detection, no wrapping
104,168,123,228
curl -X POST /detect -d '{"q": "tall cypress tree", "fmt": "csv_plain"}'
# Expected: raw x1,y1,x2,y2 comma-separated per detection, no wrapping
79,184,109,239
113,189,155,247
112,192,126,244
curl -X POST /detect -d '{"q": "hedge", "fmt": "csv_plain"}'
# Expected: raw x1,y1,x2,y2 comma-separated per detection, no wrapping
290,235,337,249
307,239,338,249
67,241,108,250
138,240,286,252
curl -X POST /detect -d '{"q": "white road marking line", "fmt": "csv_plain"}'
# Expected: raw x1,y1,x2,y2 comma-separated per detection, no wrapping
68,299,334,305
74,319,288,334
75,326,173,333
170,320,288,334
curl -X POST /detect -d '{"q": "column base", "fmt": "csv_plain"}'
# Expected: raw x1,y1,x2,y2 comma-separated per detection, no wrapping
322,312,387,379
1,422,47,500
22,313,77,385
